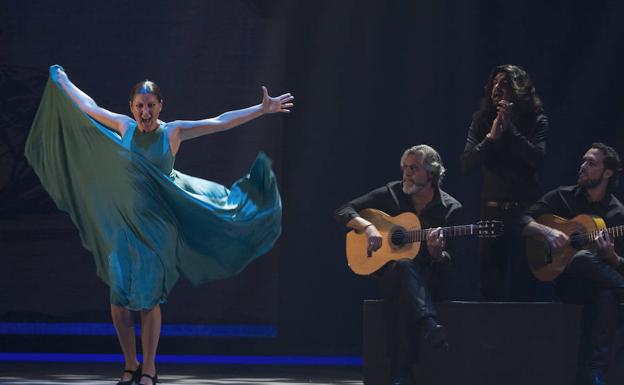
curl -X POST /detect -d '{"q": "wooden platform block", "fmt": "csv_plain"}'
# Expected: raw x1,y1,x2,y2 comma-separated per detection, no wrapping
363,300,624,385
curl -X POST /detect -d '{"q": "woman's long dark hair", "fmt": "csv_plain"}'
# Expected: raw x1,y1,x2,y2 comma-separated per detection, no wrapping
474,64,543,133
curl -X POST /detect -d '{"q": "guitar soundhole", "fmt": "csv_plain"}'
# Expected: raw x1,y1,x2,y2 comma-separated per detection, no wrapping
390,227,407,247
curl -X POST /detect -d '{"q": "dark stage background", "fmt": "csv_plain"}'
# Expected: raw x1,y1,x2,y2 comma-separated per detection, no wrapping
1,0,624,355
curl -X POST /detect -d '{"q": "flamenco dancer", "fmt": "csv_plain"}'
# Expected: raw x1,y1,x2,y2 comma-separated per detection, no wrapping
25,65,293,385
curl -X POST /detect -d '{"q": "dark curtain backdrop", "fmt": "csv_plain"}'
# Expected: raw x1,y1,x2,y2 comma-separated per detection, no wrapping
1,0,623,354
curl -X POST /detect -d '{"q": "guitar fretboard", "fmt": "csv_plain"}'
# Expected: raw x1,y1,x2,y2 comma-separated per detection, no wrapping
406,224,487,242
573,224,624,244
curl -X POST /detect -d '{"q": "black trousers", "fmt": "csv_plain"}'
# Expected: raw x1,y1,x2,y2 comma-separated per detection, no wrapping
556,251,624,379
377,258,440,376
479,204,536,301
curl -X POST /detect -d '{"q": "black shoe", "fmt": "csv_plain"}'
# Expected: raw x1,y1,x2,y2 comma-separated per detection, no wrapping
116,364,141,385
139,373,159,385
422,318,448,352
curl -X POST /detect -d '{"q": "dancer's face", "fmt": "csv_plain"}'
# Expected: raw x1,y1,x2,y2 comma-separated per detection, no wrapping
130,93,162,132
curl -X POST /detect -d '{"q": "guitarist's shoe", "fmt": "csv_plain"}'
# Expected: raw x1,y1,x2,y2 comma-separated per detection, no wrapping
421,317,449,352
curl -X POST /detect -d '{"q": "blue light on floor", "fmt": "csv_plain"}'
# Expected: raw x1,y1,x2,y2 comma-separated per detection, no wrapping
0,353,363,366
0,323,276,337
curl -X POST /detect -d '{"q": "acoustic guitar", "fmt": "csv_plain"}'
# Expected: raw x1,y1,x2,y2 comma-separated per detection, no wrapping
526,214,624,281
345,208,504,275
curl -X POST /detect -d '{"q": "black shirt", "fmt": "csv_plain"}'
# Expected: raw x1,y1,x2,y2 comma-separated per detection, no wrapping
461,113,548,202
335,181,463,260
524,185,624,256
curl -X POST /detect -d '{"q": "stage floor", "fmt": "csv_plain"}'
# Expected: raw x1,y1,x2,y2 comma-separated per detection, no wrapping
0,363,362,385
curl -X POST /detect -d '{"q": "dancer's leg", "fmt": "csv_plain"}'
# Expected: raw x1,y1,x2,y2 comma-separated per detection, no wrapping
111,305,140,381
139,305,161,384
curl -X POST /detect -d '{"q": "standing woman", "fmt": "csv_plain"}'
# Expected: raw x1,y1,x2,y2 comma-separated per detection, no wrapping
461,64,547,302
25,65,293,385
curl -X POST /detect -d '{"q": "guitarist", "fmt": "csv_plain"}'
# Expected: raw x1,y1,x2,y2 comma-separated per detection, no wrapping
522,143,624,385
335,144,462,385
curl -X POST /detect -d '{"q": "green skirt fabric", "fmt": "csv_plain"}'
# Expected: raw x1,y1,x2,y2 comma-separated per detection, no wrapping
25,77,282,310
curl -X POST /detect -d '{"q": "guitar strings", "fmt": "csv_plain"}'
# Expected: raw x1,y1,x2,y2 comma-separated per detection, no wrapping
404,222,500,242
568,225,624,243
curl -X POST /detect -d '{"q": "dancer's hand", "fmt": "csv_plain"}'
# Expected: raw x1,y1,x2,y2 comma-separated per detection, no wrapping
49,65,67,84
261,86,294,114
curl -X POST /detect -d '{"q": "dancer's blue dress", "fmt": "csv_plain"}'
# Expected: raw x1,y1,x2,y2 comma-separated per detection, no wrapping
24,76,282,310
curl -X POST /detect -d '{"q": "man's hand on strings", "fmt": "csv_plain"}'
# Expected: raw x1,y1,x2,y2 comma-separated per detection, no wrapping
427,227,446,261
596,230,618,267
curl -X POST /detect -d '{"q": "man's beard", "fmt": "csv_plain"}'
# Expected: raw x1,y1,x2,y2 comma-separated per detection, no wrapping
578,174,602,190
402,180,427,195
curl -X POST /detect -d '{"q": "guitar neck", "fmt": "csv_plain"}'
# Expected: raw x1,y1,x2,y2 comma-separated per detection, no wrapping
607,225,624,239
572,224,624,245
407,224,480,242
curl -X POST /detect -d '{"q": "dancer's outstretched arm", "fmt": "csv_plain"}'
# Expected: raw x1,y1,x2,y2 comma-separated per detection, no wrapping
49,65,133,136
168,86,294,144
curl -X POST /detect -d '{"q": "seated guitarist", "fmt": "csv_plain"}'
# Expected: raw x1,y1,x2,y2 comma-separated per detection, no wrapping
335,144,462,385
522,143,624,385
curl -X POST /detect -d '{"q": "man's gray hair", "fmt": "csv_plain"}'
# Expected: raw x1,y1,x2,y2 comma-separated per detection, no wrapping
400,144,446,187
